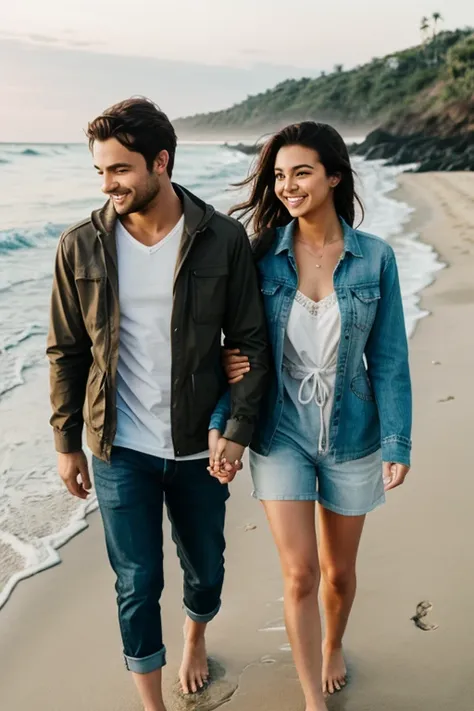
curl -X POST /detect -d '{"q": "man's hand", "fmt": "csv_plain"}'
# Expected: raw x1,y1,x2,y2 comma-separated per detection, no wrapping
58,451,92,499
222,348,250,384
383,461,410,491
208,429,244,484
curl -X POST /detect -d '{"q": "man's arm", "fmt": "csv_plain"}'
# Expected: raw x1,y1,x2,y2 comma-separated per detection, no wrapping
220,223,269,447
46,234,93,454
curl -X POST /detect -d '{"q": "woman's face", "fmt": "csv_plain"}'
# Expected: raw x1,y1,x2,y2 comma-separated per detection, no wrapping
274,144,339,219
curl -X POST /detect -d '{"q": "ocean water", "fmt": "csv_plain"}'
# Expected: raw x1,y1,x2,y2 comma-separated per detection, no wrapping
0,142,443,609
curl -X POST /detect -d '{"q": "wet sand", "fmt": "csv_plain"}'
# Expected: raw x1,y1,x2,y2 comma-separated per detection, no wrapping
0,172,473,710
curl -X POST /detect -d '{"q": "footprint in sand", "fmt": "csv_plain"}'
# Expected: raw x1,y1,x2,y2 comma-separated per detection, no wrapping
170,658,238,711
411,601,438,631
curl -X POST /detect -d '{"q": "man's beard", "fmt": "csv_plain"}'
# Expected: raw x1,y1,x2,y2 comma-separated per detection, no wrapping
116,179,160,216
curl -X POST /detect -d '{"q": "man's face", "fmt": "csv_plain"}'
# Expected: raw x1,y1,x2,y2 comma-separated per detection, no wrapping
93,138,166,216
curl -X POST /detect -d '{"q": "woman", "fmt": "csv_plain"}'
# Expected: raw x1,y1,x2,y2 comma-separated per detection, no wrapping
209,122,411,711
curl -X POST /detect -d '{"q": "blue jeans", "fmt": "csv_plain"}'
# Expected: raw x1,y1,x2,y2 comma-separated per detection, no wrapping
93,446,229,674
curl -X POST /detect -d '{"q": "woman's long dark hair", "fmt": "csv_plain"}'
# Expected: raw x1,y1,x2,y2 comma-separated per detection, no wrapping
229,122,364,256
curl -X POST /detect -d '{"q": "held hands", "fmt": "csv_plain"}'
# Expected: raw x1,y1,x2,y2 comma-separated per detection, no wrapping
57,450,92,499
215,347,248,481
383,461,410,491
208,429,244,484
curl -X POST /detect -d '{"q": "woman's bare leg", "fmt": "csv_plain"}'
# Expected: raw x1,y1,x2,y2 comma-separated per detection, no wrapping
263,500,328,711
318,507,365,694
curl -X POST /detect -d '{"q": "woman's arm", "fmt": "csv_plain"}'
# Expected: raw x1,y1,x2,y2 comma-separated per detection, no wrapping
365,251,412,467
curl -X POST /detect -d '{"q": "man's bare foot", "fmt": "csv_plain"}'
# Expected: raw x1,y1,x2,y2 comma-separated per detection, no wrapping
322,643,347,695
179,618,209,694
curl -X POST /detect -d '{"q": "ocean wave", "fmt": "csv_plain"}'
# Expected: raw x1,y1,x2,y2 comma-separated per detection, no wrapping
0,274,51,295
21,148,41,156
0,496,98,610
2,323,47,352
0,223,64,255
0,350,45,399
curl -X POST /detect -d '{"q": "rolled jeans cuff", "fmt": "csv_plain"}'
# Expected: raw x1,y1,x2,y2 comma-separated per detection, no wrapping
184,600,221,624
124,645,167,673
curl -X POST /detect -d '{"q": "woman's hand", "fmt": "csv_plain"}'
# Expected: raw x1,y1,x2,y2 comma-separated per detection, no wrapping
222,348,250,384
383,461,410,491
208,428,244,484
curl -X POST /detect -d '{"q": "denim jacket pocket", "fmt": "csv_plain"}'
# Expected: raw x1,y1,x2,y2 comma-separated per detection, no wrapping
260,280,282,296
350,373,375,402
260,280,284,325
350,284,381,332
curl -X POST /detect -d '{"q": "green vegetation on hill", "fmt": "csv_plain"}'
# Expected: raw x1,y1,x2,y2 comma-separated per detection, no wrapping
175,28,474,137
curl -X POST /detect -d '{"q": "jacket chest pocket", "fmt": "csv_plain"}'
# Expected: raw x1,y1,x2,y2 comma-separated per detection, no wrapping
260,280,283,325
75,269,107,334
192,267,228,324
350,285,380,332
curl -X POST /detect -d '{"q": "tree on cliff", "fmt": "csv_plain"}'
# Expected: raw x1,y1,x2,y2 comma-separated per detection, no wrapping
432,12,443,38
420,16,431,42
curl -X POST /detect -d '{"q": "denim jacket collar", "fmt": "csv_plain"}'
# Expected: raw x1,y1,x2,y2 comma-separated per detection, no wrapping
274,218,363,259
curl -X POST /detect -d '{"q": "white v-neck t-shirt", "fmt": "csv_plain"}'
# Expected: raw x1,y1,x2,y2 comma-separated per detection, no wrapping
113,216,207,460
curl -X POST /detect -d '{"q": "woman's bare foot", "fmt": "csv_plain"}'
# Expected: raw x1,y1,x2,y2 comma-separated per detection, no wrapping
179,618,209,694
322,643,347,695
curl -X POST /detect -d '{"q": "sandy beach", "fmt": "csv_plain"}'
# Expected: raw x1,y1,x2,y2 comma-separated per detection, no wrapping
0,171,473,711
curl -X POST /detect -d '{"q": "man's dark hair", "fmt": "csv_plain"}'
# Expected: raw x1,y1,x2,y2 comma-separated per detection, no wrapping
86,97,177,177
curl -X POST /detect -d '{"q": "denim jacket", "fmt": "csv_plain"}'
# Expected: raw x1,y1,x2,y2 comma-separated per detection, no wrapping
210,219,412,466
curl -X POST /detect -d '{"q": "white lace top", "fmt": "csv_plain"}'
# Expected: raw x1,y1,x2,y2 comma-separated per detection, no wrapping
283,291,341,454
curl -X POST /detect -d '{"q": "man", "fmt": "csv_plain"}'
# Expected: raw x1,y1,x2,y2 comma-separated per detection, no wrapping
46,98,268,711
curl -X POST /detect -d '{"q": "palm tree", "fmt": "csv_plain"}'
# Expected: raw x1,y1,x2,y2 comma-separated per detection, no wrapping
431,12,443,63
420,16,430,41
432,12,443,38
420,16,431,65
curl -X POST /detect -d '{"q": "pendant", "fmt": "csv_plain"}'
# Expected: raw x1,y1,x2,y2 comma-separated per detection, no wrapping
315,263,322,268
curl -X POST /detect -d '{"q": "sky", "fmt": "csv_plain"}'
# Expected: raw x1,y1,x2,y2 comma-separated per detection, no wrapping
1,0,473,141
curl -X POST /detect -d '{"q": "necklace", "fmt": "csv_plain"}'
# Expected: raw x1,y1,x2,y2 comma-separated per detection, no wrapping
296,236,343,268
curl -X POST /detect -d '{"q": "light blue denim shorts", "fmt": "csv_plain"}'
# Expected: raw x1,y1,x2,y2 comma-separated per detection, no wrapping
249,379,385,517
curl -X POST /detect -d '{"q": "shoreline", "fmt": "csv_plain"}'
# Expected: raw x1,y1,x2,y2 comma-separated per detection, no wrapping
386,178,445,341
0,172,473,710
